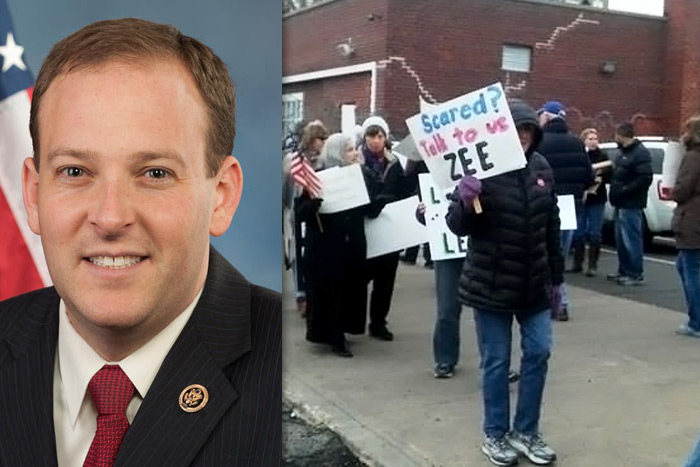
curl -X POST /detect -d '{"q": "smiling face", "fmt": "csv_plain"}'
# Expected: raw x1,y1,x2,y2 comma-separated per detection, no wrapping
23,59,241,358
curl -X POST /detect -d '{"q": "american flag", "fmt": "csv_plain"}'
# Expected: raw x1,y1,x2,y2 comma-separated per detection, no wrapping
290,152,322,198
0,0,50,300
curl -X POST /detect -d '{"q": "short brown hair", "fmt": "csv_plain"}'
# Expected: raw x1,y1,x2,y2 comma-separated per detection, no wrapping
299,121,328,152
682,115,700,150
615,121,635,139
580,128,598,140
30,18,235,177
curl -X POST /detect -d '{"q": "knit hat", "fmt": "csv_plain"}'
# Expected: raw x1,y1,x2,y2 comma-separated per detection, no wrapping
361,116,389,137
538,100,566,118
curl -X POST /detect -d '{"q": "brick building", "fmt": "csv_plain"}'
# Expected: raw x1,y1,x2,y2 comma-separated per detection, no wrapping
282,0,700,142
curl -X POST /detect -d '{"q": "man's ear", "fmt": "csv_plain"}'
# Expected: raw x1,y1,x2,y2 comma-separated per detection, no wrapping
210,155,243,237
22,157,41,235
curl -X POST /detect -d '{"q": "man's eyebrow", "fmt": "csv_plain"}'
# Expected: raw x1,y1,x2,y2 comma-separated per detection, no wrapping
46,148,98,164
45,148,189,169
132,150,188,169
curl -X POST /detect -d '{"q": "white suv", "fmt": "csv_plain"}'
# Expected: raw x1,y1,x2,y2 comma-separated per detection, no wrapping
600,137,681,248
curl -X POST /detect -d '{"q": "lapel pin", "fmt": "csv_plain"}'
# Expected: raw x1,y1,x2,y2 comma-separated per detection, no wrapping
179,384,209,412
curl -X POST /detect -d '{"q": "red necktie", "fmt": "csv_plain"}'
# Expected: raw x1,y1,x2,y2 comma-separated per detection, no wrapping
83,365,135,467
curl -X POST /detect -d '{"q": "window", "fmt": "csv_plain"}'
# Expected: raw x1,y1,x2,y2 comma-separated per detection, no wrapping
501,45,532,73
282,92,304,137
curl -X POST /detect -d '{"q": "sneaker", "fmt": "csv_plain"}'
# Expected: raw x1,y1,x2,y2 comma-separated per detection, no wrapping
606,272,623,281
676,324,700,338
369,326,394,341
508,370,520,384
507,432,556,465
481,435,519,466
434,364,454,379
617,276,644,286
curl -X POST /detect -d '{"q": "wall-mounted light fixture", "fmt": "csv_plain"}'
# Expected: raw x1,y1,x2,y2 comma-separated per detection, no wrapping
600,60,618,75
336,37,355,58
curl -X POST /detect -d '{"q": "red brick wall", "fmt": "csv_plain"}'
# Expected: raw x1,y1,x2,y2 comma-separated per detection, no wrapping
283,0,390,76
283,72,373,133
283,0,678,141
664,0,700,135
383,0,667,140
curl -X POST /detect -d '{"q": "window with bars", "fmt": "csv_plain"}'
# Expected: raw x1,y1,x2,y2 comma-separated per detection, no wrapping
282,92,304,137
501,44,532,73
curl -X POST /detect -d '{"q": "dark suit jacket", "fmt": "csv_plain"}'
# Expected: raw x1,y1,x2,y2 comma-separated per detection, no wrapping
0,247,281,466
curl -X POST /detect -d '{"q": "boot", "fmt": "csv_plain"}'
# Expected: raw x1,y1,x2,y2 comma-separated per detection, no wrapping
586,241,601,277
566,239,585,273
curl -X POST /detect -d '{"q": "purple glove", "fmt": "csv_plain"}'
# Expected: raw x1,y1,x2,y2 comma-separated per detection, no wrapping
458,175,482,206
548,284,562,317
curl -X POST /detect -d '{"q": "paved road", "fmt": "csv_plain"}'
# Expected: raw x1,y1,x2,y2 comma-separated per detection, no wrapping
565,240,686,315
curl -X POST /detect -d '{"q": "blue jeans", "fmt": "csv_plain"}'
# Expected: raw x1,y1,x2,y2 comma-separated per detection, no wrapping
684,432,700,467
559,229,574,308
574,203,605,244
474,308,552,438
614,208,644,279
677,249,700,331
433,258,464,367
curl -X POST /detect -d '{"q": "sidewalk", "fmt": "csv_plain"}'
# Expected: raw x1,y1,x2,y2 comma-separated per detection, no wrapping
283,263,700,467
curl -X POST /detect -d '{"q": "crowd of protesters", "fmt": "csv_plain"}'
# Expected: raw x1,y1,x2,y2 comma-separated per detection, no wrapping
281,98,700,465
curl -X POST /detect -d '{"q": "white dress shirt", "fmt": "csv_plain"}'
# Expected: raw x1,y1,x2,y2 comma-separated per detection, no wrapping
53,289,202,467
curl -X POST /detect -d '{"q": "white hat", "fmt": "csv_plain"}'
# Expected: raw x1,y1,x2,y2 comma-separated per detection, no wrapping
361,116,389,136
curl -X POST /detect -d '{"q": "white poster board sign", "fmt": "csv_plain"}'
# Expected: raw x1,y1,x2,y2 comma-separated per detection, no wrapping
365,196,428,259
557,195,577,231
405,82,526,190
661,140,683,189
341,104,356,138
317,164,370,214
418,174,467,261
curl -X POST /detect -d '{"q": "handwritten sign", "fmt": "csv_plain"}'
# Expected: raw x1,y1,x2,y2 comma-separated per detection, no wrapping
405,82,526,190
365,196,428,259
557,195,577,231
660,141,683,190
317,164,370,214
418,174,467,261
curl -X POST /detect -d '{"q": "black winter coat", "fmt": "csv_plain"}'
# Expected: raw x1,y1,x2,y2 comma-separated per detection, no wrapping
361,148,408,217
609,139,653,209
446,152,564,314
538,118,594,201
295,191,368,344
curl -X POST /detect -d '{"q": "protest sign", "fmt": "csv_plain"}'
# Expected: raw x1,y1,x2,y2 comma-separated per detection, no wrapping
317,164,370,214
365,196,428,259
660,140,683,191
405,82,526,190
341,104,356,138
557,194,577,231
418,174,467,261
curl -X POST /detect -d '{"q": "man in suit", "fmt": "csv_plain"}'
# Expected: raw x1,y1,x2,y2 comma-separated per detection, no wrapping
0,18,281,466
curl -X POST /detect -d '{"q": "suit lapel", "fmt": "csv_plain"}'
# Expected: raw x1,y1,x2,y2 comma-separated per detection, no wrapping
0,289,60,467
115,247,252,467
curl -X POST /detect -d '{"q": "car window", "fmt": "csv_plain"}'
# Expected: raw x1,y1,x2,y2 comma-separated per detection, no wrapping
601,147,663,174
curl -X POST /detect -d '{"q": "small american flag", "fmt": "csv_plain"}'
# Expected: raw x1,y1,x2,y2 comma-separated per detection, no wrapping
290,152,322,198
